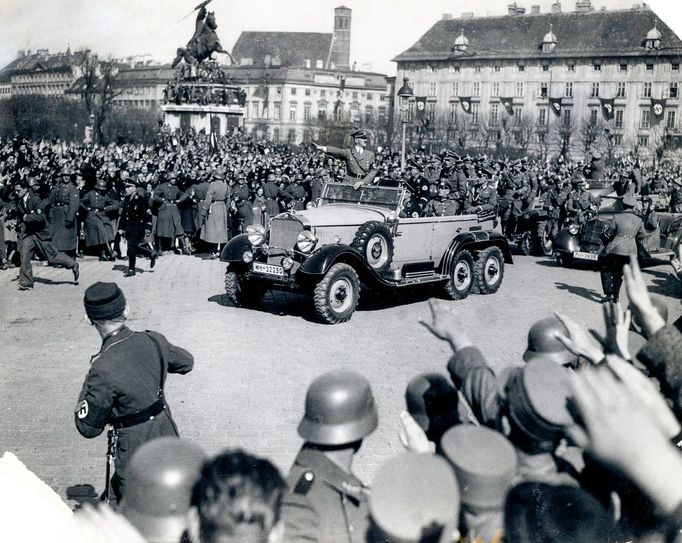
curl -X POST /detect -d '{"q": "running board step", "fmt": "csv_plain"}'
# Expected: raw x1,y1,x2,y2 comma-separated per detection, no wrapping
396,272,449,286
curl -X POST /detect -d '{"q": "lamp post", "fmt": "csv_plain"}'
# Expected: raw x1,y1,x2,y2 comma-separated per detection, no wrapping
397,77,414,171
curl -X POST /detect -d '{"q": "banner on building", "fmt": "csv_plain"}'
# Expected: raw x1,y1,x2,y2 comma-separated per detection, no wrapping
549,98,563,118
415,96,427,123
651,98,667,125
460,97,473,115
500,98,514,116
600,98,616,122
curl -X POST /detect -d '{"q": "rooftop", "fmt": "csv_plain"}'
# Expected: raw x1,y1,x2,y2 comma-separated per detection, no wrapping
232,31,333,68
393,7,682,63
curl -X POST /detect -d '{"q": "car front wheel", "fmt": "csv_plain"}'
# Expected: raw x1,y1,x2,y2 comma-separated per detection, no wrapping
313,263,360,324
475,247,505,294
443,250,475,300
224,269,266,308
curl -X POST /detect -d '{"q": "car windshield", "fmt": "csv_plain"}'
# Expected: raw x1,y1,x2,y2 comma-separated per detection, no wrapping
320,182,405,211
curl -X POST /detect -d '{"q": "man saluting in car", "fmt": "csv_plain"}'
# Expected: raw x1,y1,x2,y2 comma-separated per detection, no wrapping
312,129,377,189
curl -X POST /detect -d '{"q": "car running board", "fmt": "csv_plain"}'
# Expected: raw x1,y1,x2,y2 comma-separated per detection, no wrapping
396,271,449,286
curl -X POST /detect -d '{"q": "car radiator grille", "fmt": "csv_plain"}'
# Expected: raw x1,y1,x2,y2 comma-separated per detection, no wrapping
269,216,302,249
582,220,606,250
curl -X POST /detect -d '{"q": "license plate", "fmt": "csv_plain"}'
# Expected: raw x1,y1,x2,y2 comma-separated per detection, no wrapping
573,251,599,261
252,262,284,276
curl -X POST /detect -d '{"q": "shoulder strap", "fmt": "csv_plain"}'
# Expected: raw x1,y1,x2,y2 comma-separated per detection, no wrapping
145,331,166,397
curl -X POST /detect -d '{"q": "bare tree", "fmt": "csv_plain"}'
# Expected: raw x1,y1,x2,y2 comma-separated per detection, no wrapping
579,118,604,157
557,115,576,161
513,114,535,155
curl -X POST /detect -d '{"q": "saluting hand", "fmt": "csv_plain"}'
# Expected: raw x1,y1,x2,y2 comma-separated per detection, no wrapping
418,299,473,352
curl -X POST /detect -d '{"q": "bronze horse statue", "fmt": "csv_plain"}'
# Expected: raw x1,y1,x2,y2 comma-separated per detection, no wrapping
172,1,234,68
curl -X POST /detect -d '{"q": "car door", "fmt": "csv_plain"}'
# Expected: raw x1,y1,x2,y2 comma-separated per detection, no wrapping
392,216,435,267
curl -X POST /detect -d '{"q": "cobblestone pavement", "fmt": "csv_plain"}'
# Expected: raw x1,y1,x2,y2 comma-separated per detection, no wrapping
1,252,680,506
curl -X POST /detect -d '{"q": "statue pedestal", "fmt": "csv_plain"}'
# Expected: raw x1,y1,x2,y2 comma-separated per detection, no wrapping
162,103,244,135
161,82,245,135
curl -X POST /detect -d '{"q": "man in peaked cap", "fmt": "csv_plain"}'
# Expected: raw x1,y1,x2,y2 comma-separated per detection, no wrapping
280,370,378,543
441,425,517,543
368,453,460,543
75,282,194,502
311,129,377,188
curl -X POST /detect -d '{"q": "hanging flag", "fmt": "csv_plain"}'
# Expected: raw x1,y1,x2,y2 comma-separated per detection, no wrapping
549,98,563,118
500,98,514,116
415,96,427,123
600,98,615,122
460,97,473,115
651,98,667,125
209,123,218,156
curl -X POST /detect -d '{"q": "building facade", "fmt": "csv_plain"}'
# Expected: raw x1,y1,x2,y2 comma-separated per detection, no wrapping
392,2,682,158
229,6,392,145
0,48,88,100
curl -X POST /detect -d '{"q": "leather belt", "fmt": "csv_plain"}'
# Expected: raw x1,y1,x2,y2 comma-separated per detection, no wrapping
111,397,166,429
350,173,364,179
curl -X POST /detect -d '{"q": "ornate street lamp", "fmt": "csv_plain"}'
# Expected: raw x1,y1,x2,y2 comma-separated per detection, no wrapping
397,77,414,171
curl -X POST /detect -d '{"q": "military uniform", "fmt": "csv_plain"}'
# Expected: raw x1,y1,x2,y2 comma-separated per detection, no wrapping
283,182,308,211
153,182,184,240
75,326,194,500
465,184,498,215
48,181,79,252
119,187,154,273
324,145,376,185
422,197,459,217
566,189,598,225
232,182,254,229
262,180,283,216
81,190,119,248
281,447,370,543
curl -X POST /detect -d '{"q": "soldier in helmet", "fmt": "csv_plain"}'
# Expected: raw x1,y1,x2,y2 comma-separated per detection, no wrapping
119,437,206,543
280,370,378,543
81,178,119,260
48,165,80,256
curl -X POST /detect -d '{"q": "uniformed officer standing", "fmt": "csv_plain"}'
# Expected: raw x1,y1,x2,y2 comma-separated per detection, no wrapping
48,166,80,256
280,370,378,543
75,282,194,502
312,129,377,188
118,178,156,277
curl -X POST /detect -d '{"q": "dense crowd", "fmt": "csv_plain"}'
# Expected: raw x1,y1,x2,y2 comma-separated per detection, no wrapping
3,130,682,542
2,129,682,277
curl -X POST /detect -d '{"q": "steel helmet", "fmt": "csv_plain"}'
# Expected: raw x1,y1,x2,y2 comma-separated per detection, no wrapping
120,437,206,543
95,179,107,191
298,370,378,446
522,316,578,367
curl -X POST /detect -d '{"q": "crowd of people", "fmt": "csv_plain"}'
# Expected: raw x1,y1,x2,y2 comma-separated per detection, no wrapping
5,254,682,542
2,128,682,283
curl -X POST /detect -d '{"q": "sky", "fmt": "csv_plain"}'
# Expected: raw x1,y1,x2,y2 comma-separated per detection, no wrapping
1,0,681,75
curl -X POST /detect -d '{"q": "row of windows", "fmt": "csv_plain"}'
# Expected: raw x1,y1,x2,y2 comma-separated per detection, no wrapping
424,102,677,132
422,81,680,100
274,87,379,101
245,101,387,122
415,61,681,75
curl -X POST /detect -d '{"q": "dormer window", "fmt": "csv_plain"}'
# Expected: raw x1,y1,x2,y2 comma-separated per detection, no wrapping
645,20,662,50
541,24,557,53
453,29,469,53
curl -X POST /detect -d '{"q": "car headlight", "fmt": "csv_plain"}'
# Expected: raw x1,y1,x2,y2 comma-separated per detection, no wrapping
306,201,317,210
243,250,253,263
296,229,318,253
568,224,580,236
246,224,266,246
281,257,294,270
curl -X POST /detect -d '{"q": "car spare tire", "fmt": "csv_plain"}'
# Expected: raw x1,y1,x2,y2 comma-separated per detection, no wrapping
351,221,394,274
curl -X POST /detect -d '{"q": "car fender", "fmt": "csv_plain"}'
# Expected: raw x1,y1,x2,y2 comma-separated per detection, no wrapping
220,234,251,262
299,244,391,286
439,231,513,276
553,229,581,253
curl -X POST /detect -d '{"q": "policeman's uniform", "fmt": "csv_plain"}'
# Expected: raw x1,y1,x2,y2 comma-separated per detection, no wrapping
75,282,194,501
282,447,370,543
119,183,154,275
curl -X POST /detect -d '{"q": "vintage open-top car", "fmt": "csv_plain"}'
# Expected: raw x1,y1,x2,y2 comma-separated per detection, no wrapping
220,183,513,324
553,191,682,267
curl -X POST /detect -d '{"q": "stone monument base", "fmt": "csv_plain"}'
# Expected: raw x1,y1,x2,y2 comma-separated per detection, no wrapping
162,103,244,136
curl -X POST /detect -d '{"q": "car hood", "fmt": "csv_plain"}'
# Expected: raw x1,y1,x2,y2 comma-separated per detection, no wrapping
291,204,389,227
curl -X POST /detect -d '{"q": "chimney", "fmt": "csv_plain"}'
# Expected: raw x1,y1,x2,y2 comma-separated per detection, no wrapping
442,13,453,20
331,6,351,70
531,5,540,14
551,2,562,14
461,12,474,18
575,0,593,12
516,6,526,14
508,2,517,16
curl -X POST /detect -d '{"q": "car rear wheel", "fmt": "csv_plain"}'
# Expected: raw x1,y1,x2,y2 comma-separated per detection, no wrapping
475,247,504,294
351,221,394,274
313,263,360,324
443,250,475,300
519,233,533,256
224,269,266,308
